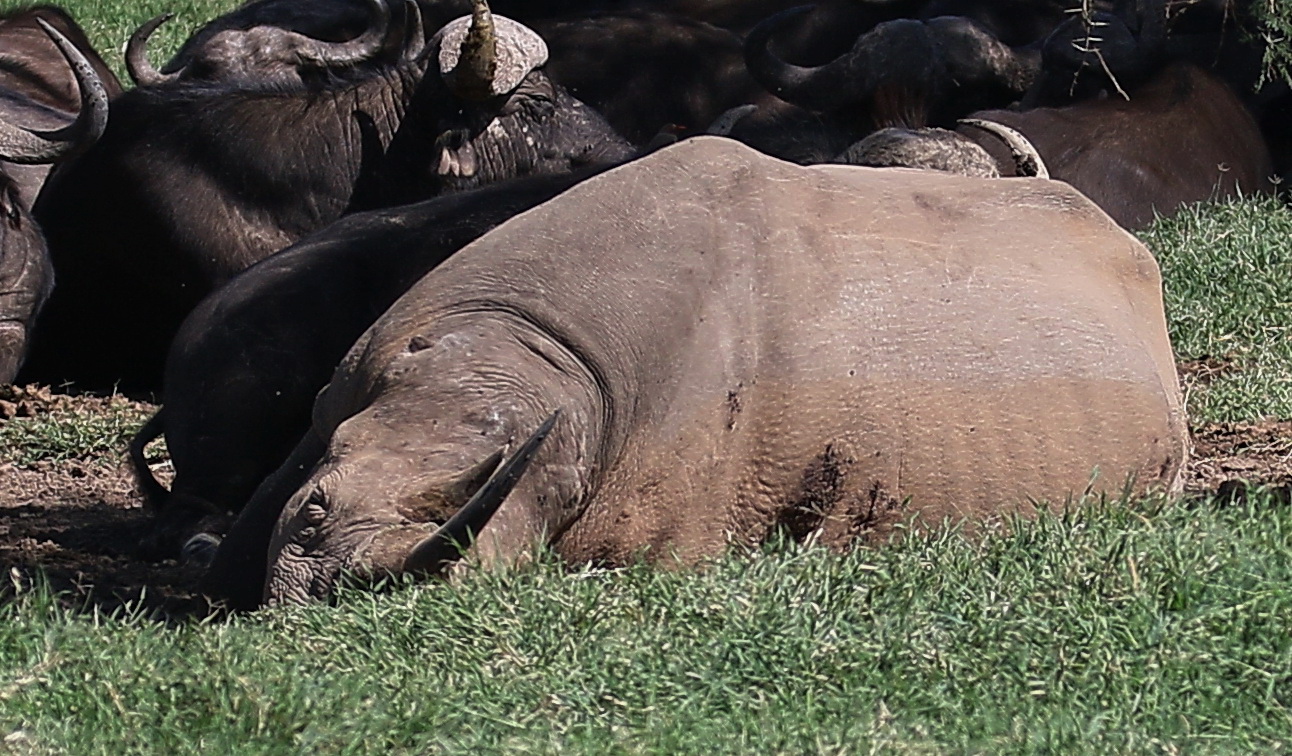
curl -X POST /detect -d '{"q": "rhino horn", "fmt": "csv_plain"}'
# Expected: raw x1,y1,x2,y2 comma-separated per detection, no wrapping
402,410,560,575
959,118,1049,179
125,13,179,87
0,19,108,164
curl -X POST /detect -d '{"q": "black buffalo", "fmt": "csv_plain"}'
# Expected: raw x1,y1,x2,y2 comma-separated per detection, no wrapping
834,1,1275,229
130,0,767,148
0,12,108,381
731,7,1049,162
22,0,632,391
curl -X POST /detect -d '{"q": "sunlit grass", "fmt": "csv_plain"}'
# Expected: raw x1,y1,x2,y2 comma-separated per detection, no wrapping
0,0,242,83
2,492,1290,754
1141,196,1292,423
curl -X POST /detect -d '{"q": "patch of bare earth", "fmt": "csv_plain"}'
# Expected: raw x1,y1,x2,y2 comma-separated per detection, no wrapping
1184,419,1292,502
0,386,1288,619
0,387,210,618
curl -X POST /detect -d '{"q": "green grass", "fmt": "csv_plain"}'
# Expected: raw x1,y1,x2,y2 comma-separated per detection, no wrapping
2,193,1285,752
0,397,151,467
1140,196,1292,423
1258,0,1292,87
2,493,1290,754
0,0,242,83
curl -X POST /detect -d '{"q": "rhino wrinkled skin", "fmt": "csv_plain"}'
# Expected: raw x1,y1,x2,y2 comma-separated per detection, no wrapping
258,136,1187,604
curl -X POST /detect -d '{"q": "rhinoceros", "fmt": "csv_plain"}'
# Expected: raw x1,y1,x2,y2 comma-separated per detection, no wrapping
206,136,1187,607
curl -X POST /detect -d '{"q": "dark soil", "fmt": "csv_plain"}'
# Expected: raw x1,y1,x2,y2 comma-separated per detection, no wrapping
0,388,1288,620
0,387,212,618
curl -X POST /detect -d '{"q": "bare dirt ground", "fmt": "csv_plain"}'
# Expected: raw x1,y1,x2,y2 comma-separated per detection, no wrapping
0,387,1289,618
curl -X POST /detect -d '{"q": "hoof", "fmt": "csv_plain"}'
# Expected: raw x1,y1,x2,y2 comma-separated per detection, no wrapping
182,532,223,568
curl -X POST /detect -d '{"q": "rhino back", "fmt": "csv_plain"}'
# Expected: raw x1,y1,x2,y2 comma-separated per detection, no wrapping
321,136,1185,564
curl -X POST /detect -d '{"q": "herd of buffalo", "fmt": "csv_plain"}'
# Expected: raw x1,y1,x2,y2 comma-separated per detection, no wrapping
0,0,1282,607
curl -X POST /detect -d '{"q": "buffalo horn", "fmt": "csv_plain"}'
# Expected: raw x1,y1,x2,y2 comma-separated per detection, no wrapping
293,0,393,67
706,104,757,136
0,19,108,164
402,0,426,62
125,14,178,87
958,118,1049,179
742,6,834,109
444,0,498,100
402,410,560,575
745,9,938,115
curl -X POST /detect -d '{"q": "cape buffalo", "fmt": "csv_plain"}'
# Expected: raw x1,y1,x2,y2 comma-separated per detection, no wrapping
0,16,108,382
132,169,605,558
0,6,120,110
131,0,765,147
0,5,117,201
732,8,1044,162
836,61,1274,230
204,137,1186,607
22,0,632,391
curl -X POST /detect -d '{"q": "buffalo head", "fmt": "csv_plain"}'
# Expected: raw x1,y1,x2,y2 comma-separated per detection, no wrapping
415,0,633,193
0,19,106,381
744,7,1040,130
127,0,415,86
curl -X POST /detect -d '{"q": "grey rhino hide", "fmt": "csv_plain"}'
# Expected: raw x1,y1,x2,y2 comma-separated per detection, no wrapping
264,136,1187,604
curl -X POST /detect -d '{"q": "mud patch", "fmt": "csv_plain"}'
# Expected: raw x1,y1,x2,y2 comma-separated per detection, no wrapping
725,384,743,431
1177,354,1242,386
0,458,207,617
777,445,848,541
0,388,206,618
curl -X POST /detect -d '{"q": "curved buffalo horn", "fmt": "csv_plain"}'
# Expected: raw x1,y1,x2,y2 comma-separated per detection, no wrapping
958,118,1049,179
0,19,108,164
706,104,757,136
402,410,560,575
742,6,830,108
444,0,498,101
402,0,426,62
292,0,393,67
125,14,178,87
745,8,939,114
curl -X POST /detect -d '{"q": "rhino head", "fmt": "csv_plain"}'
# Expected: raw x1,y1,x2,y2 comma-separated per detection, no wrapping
263,408,557,605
